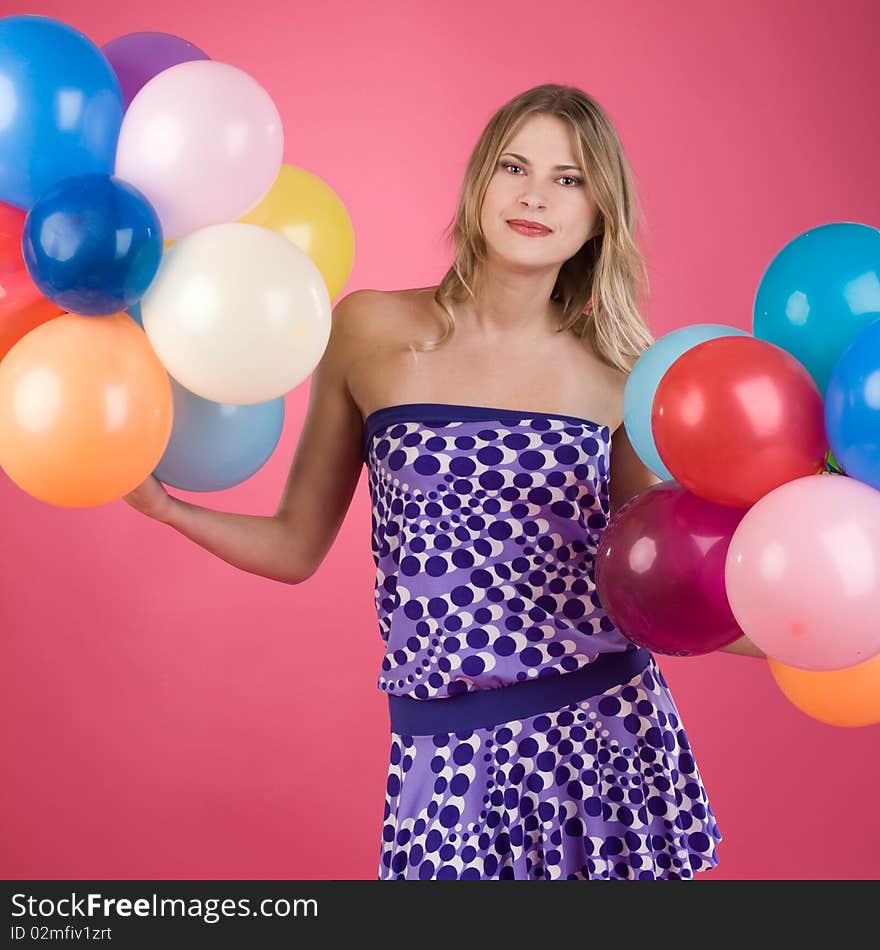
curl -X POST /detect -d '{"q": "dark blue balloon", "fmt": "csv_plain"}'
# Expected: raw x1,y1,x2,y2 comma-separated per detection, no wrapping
153,376,285,492
22,174,163,315
825,318,880,491
0,15,123,209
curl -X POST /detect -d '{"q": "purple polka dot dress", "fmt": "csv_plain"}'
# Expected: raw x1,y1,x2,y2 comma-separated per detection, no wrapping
363,403,722,880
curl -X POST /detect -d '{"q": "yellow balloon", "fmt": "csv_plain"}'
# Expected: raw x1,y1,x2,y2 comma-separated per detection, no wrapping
238,164,355,301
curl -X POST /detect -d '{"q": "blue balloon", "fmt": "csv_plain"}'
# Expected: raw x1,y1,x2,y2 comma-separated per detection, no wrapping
623,324,750,479
22,174,163,315
127,301,143,326
153,376,285,492
0,15,123,209
754,222,880,396
825,317,880,491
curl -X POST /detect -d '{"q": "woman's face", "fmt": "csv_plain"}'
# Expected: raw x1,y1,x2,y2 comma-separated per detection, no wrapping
480,114,600,269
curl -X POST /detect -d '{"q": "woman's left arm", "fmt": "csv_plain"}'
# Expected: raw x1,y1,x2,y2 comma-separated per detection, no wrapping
608,424,766,660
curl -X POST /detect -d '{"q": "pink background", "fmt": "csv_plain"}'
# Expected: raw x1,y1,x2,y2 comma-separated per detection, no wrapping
3,0,879,880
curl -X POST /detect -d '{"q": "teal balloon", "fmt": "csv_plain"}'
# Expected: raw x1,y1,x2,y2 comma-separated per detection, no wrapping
153,376,285,492
624,324,750,479
127,301,143,326
753,222,880,396
0,15,123,209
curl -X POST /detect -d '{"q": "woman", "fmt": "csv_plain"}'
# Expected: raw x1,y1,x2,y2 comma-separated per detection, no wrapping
124,83,764,880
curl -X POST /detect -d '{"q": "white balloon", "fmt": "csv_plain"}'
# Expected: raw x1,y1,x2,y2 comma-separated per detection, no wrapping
140,223,331,404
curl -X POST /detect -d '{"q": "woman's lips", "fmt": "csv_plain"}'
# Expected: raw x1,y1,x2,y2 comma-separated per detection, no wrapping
506,220,552,236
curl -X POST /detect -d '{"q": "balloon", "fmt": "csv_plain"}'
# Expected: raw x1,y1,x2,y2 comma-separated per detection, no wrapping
0,200,63,358
0,15,123,209
594,481,746,656
753,222,880,395
140,223,331,404
153,375,284,492
824,317,880,491
115,60,283,240
725,474,880,671
623,324,750,480
0,312,172,507
101,31,210,110
768,654,880,728
652,335,827,508
21,174,163,315
238,164,355,301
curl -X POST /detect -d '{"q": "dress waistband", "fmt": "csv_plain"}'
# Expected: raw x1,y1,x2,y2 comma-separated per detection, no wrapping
387,647,653,736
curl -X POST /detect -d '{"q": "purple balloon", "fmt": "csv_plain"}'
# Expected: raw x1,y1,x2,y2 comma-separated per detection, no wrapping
101,32,210,110
595,481,747,656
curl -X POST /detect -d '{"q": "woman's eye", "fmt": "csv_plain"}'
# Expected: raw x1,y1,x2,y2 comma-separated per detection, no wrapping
501,163,583,186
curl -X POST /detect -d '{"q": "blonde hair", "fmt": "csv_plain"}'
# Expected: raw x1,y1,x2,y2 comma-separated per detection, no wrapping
418,83,654,373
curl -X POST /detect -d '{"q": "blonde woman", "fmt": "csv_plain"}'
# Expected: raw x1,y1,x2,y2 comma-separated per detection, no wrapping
125,83,762,880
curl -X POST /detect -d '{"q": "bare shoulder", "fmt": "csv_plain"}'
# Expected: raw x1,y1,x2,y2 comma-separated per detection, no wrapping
341,287,442,418
332,287,434,349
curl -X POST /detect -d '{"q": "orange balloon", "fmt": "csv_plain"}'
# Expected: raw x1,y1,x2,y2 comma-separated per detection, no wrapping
768,653,880,728
0,312,173,507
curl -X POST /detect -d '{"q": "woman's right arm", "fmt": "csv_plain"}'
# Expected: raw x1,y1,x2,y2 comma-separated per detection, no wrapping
122,289,373,585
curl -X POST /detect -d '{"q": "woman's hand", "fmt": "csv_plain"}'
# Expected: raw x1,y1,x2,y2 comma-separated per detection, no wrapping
122,475,176,523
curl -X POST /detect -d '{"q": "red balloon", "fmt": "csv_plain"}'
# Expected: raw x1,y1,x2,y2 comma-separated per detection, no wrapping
0,199,63,359
595,481,746,656
652,335,827,508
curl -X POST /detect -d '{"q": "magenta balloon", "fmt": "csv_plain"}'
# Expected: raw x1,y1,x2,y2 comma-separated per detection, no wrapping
101,32,210,110
595,482,747,656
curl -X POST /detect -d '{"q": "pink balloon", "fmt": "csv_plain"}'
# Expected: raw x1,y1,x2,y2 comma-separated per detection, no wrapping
114,60,283,240
595,481,746,656
725,474,880,671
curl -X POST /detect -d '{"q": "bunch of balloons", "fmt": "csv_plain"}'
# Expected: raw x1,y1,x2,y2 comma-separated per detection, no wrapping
595,221,880,728
0,16,354,505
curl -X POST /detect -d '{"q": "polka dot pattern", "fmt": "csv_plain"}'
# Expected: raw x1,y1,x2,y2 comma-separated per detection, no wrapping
379,654,723,880
364,404,635,699
364,405,722,880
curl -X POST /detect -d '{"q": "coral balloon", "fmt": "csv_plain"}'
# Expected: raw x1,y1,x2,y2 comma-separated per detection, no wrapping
594,481,747,656
652,335,827,508
768,654,880,728
725,474,880,671
0,312,172,507
238,164,355,301
140,223,331,405
115,60,283,240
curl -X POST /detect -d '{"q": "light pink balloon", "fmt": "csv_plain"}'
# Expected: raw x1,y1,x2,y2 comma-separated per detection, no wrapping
115,60,283,240
725,474,880,671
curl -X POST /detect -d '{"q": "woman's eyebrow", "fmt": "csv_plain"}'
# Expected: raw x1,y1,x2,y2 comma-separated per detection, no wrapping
503,151,583,172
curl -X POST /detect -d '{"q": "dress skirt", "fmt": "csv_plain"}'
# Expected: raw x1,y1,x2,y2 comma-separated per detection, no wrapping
378,648,723,880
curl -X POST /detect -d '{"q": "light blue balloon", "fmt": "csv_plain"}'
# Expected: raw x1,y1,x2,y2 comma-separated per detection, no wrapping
753,222,880,396
0,15,123,210
624,324,750,479
153,376,285,492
